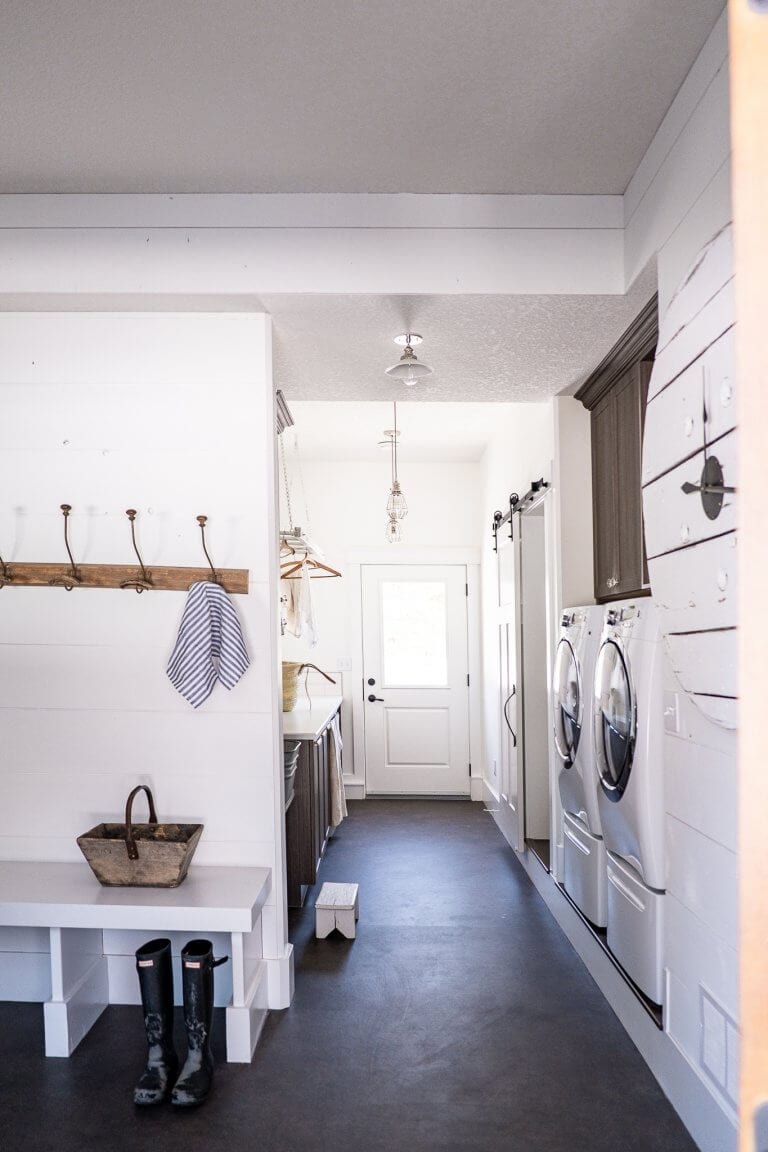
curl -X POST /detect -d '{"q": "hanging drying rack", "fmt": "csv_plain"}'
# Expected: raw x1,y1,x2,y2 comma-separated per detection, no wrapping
279,528,341,581
0,506,249,594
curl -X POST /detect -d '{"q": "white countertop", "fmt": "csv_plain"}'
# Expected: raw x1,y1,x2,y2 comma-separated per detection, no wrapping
282,696,343,741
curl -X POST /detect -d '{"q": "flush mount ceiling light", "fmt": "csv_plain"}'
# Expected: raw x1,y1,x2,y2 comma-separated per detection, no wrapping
385,333,433,386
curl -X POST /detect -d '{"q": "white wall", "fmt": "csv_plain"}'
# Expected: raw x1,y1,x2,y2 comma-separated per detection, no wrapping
624,10,731,308
478,404,554,800
625,11,738,1137
551,396,594,611
0,311,291,1006
279,419,483,783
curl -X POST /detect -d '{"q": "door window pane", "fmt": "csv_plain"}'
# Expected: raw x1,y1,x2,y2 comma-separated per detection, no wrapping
381,581,448,687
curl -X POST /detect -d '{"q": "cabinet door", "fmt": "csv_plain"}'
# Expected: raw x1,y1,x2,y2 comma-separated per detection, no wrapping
591,395,619,599
614,364,650,597
285,740,314,907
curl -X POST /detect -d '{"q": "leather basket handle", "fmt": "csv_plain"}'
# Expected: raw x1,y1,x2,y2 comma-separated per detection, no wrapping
299,663,337,685
124,785,158,861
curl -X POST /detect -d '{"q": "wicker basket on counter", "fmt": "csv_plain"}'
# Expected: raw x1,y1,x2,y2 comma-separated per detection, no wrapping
77,785,203,888
281,662,336,711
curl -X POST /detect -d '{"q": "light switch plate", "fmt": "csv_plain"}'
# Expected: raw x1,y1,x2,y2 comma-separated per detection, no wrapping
335,657,352,672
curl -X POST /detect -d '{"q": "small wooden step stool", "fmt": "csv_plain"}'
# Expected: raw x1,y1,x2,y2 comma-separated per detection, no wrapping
315,882,360,940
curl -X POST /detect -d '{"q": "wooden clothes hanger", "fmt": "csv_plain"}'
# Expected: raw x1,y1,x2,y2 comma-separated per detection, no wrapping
280,554,341,580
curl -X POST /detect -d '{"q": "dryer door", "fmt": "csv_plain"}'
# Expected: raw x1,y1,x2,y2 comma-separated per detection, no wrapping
553,638,581,768
594,639,636,801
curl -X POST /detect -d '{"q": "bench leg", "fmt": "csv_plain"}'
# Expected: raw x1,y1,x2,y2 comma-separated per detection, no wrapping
335,909,356,939
225,930,268,1063
315,907,336,939
44,928,108,1057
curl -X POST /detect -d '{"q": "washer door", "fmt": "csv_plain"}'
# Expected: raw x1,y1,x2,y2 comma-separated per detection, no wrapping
553,638,582,768
594,639,635,801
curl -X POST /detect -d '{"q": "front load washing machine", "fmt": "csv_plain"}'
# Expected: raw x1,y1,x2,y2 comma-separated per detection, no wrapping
553,605,606,926
593,599,665,1003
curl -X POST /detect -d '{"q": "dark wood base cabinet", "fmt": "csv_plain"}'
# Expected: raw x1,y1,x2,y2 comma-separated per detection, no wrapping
285,728,333,909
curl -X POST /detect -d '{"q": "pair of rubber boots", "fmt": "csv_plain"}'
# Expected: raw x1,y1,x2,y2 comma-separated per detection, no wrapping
133,937,227,1108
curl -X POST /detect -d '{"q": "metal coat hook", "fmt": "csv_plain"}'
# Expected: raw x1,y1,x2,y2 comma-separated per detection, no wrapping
120,509,153,593
49,504,82,590
196,515,220,583
0,549,12,588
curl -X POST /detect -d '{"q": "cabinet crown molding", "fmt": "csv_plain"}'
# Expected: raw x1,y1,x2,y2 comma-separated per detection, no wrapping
576,294,659,411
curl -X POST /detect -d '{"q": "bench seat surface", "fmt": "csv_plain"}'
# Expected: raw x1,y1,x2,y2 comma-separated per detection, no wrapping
0,863,271,932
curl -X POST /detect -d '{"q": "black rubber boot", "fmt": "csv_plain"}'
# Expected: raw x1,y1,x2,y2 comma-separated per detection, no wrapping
133,938,179,1106
171,939,227,1108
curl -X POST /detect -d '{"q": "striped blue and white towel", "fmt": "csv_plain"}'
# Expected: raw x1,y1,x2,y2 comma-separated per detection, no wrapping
167,581,250,708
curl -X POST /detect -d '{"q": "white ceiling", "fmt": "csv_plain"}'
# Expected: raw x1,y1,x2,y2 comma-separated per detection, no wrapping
268,262,656,402
285,401,522,463
1,1,723,194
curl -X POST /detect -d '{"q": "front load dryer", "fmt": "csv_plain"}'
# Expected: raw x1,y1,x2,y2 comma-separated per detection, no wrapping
593,599,665,1003
553,605,606,926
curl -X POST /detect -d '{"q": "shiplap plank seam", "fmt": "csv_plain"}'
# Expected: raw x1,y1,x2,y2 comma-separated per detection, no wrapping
648,320,735,405
646,527,736,564
641,425,736,489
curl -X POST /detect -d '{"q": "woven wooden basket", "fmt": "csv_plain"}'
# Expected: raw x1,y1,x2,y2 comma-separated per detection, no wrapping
281,662,336,711
77,785,203,888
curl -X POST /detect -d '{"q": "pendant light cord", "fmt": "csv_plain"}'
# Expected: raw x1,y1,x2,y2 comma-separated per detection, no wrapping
393,400,399,484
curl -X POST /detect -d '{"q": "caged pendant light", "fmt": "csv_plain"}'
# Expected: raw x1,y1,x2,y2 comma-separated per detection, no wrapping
385,401,408,542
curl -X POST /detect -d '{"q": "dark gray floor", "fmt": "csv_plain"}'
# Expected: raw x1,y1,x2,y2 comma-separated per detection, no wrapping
1,800,697,1152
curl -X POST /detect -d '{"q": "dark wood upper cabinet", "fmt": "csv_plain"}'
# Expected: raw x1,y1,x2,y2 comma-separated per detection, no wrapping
576,297,657,603
591,392,620,599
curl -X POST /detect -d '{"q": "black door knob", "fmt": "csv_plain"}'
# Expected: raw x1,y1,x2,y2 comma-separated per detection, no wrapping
367,678,376,686
367,694,384,703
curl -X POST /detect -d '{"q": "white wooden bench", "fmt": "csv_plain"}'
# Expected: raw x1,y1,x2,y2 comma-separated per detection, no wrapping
0,862,271,1063
315,882,359,939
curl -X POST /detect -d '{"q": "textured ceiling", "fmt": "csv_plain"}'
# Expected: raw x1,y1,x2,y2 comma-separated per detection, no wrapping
1,1,723,194
284,402,527,463
267,264,657,402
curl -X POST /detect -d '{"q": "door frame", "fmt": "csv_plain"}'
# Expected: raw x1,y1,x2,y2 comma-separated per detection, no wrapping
515,487,562,873
346,547,482,799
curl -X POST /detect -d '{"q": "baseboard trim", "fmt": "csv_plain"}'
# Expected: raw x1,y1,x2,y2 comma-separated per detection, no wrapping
516,843,737,1152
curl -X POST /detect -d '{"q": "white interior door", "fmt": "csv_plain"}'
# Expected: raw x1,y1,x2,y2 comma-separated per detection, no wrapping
497,527,524,850
362,564,470,795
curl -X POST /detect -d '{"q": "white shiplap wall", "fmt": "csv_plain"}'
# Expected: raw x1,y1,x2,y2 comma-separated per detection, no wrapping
626,11,738,1133
642,225,739,1123
0,311,289,1005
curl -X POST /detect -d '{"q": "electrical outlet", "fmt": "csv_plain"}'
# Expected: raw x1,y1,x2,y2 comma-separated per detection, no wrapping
335,657,352,672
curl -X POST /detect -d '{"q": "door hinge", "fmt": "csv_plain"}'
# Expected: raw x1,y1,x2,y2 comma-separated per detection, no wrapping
466,673,470,687
468,762,472,776
465,583,469,597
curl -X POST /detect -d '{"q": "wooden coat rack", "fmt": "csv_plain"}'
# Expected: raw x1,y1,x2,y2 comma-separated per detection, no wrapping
0,507,249,594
